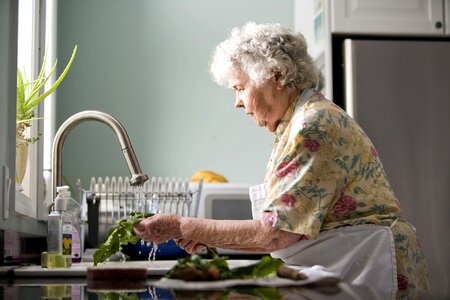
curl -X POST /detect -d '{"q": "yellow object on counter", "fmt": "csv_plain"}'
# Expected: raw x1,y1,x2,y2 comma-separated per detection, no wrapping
41,252,71,269
191,170,228,183
41,285,71,299
41,252,47,268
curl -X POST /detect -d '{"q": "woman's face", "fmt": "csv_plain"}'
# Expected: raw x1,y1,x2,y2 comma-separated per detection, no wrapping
228,71,291,132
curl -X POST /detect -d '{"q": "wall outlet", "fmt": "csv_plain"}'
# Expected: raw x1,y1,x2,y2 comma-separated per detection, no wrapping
3,165,11,219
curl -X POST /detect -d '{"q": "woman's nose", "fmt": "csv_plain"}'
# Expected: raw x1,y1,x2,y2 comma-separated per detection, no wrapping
234,93,244,108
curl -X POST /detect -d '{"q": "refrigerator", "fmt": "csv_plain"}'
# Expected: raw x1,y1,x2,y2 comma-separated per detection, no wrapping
340,39,450,298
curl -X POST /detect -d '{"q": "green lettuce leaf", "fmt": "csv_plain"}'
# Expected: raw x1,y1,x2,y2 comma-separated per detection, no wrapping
166,254,283,281
93,212,153,266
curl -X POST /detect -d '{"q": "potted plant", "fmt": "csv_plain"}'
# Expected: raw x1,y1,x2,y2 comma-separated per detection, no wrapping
16,46,78,186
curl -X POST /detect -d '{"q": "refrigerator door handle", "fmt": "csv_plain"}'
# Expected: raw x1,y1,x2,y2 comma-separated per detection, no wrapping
343,39,357,120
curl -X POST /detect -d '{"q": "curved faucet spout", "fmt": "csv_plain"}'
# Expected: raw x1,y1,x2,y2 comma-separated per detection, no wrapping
51,110,149,200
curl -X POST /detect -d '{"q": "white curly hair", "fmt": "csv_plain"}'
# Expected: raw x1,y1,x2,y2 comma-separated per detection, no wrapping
210,22,319,91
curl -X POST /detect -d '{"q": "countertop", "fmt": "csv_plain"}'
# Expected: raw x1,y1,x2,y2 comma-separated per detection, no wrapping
0,260,395,299
1,259,259,278
0,259,398,300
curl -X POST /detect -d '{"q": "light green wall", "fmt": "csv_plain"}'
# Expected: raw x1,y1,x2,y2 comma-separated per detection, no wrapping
56,0,295,188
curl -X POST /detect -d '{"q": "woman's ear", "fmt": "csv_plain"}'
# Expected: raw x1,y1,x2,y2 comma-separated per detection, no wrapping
274,72,284,90
274,72,282,82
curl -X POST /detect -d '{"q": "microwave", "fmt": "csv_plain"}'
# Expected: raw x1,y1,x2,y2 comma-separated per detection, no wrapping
196,183,254,220
196,182,266,256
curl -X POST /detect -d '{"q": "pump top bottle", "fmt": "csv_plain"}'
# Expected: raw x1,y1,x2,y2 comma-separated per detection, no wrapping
47,186,72,258
60,187,82,263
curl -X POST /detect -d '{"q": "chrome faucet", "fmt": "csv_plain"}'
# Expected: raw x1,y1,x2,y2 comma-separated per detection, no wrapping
51,110,149,201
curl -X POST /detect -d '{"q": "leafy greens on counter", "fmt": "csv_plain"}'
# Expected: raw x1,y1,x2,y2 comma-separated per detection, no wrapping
165,254,284,281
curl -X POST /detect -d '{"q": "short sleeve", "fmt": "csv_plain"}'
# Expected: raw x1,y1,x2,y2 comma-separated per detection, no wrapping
264,107,346,239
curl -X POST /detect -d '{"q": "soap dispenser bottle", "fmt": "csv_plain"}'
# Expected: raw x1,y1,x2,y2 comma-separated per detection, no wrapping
46,186,72,268
62,188,82,263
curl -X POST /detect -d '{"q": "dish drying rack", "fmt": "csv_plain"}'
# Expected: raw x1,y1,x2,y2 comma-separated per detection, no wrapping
82,176,202,248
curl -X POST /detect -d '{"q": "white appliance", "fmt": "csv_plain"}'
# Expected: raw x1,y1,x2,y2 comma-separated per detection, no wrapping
196,182,264,256
336,38,450,298
197,183,254,220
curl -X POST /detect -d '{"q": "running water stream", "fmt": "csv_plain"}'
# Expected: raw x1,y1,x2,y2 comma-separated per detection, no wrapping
133,185,146,214
133,185,158,261
148,243,158,261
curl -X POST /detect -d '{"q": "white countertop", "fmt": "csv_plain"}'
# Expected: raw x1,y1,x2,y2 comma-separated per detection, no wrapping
11,259,259,277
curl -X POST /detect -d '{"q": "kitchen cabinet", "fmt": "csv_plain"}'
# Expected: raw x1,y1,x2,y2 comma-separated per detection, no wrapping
294,0,450,98
330,0,449,36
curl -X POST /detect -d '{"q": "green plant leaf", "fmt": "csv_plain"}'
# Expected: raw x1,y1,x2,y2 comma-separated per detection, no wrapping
231,287,282,300
230,256,283,279
25,59,57,108
28,46,77,108
16,70,27,120
93,212,153,266
96,291,141,300
16,117,44,125
16,45,77,125
35,48,48,85
165,255,283,282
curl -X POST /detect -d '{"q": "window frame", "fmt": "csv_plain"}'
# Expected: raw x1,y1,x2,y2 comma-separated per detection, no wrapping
15,0,56,220
15,0,41,218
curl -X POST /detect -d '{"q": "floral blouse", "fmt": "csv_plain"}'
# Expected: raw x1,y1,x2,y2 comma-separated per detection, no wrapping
263,92,401,238
262,92,430,297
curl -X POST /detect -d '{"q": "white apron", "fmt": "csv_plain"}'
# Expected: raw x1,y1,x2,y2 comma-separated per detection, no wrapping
249,89,398,299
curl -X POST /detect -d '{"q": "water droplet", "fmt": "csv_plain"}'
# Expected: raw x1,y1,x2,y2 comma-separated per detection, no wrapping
117,251,127,263
148,243,158,261
148,286,158,300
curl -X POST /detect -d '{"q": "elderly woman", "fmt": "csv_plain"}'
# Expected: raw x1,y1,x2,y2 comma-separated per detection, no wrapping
135,22,429,297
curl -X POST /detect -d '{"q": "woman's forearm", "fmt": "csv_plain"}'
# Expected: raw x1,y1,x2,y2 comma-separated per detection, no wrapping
134,214,303,253
179,217,301,252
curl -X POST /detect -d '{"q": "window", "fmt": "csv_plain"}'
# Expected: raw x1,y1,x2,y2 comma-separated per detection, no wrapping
15,0,56,219
15,0,41,218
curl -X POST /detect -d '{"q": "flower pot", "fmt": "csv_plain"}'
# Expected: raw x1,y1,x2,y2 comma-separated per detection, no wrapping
16,133,29,185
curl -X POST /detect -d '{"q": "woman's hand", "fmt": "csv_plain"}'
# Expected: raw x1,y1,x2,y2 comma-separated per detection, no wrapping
176,239,207,254
133,213,182,244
